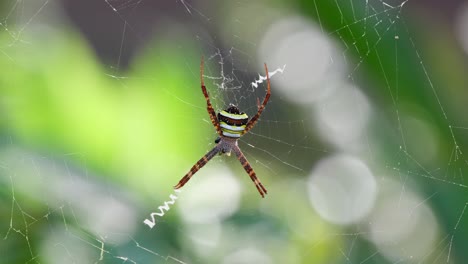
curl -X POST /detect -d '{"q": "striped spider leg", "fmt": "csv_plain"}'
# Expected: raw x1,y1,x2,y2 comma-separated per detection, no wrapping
200,56,222,136
174,58,271,198
233,144,268,197
174,147,219,189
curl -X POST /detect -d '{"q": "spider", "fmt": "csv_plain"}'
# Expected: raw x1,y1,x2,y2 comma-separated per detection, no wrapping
174,57,271,198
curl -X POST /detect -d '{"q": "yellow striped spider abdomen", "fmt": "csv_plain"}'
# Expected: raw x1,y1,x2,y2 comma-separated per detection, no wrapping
217,105,248,138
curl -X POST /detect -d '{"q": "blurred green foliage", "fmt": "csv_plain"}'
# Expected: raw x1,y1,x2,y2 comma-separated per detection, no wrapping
0,31,209,190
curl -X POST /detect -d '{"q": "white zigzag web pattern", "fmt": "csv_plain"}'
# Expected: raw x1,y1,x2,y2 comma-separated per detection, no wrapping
250,65,286,88
143,189,182,229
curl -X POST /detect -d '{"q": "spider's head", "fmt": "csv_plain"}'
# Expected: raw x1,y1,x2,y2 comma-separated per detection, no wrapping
225,104,241,114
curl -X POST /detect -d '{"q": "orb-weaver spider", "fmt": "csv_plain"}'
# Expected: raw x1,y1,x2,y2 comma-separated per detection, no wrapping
174,57,271,198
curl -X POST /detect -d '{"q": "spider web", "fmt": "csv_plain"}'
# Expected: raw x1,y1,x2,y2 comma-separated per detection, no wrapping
1,0,468,263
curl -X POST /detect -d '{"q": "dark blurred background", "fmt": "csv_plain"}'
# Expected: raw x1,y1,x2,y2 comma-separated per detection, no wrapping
1,0,468,263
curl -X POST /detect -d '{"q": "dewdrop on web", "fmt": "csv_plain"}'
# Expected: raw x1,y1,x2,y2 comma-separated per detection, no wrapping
144,189,182,229
251,65,286,88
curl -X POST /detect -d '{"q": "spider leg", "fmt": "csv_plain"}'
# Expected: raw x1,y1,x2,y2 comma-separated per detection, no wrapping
200,56,222,135
174,146,220,189
243,63,271,134
233,146,267,198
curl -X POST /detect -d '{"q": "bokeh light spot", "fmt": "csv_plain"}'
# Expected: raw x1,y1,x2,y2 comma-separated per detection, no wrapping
307,154,377,225
178,165,241,224
313,83,371,150
366,179,439,262
258,16,344,103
